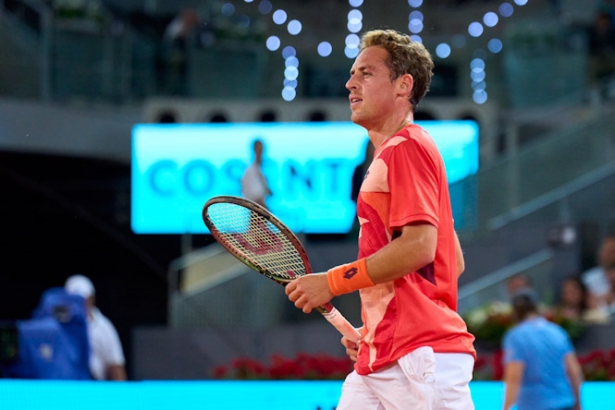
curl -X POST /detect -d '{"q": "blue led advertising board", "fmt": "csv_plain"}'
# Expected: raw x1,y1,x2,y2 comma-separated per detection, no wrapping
1,380,613,410
131,121,479,234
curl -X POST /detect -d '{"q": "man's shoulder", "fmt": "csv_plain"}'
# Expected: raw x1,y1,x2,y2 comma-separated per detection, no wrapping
385,125,436,152
92,308,118,331
582,265,603,278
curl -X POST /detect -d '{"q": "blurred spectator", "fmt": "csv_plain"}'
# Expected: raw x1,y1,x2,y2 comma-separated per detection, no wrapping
348,139,374,238
553,276,608,324
351,139,374,204
581,234,615,301
160,8,201,95
600,263,615,316
65,275,126,381
502,289,584,410
598,0,615,24
1,287,91,380
587,10,615,103
506,274,532,301
241,139,272,208
549,0,563,18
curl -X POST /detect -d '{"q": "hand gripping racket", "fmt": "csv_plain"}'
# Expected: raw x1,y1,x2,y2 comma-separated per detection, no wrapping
202,195,361,343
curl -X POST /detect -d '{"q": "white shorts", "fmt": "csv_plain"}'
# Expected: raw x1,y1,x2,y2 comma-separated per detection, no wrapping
336,347,475,410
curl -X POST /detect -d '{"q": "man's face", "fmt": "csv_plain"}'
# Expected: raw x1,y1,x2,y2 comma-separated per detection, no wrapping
345,46,399,128
507,276,529,296
561,279,583,306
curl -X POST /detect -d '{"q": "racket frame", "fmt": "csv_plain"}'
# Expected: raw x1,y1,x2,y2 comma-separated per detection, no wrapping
203,195,312,284
202,196,361,342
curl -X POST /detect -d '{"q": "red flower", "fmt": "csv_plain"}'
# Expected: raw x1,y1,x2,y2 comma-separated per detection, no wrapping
228,357,267,379
212,365,228,379
268,354,307,379
492,349,504,381
213,352,354,380
577,349,615,381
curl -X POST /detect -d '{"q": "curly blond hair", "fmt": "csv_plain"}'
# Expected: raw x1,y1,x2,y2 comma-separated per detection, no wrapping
360,29,434,109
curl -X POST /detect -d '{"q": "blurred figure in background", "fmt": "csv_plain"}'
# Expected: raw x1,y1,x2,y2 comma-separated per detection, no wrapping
599,263,615,317
65,275,126,381
160,8,201,95
582,234,615,304
553,276,608,324
506,274,532,301
350,139,375,205
241,139,272,209
348,139,375,238
0,286,91,380
502,289,584,410
587,10,615,103
504,274,551,311
598,0,615,25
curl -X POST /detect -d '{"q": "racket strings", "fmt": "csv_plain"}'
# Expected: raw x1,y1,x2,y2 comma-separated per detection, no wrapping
208,203,306,280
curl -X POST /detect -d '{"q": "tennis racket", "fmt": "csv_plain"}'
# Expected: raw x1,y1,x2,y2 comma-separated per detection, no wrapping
202,195,361,343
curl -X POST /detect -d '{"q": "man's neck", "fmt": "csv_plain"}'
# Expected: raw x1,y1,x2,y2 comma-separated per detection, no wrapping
369,116,413,148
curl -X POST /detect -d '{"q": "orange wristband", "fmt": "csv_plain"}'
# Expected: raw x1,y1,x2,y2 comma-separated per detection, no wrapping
327,258,374,296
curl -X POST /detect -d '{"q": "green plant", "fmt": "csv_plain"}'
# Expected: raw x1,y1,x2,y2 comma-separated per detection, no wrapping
463,302,586,345
463,302,515,344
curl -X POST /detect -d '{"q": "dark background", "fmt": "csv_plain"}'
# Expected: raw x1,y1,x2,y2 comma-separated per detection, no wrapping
0,151,205,376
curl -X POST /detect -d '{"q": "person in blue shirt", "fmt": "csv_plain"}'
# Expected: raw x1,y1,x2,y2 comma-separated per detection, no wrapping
502,288,584,410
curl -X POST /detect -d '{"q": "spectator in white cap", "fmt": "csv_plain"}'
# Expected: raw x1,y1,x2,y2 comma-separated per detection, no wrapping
65,274,126,381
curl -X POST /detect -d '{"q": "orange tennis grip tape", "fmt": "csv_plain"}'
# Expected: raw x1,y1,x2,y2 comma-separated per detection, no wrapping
327,258,374,296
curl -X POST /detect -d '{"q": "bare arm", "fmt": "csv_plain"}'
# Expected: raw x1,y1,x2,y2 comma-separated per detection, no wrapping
285,223,437,313
454,230,465,277
364,223,437,283
503,361,524,410
565,352,584,410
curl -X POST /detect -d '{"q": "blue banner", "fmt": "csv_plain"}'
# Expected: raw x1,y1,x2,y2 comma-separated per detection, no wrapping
131,121,479,234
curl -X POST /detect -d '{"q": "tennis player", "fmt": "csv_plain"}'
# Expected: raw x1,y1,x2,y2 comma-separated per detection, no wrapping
285,29,476,409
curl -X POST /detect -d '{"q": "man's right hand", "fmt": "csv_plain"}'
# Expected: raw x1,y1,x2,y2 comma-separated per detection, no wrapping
341,335,359,362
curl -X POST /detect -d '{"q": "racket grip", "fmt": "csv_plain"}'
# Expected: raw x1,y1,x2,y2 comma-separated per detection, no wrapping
320,306,362,343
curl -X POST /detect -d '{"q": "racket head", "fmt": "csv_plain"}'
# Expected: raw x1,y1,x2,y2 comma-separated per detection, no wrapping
202,196,312,284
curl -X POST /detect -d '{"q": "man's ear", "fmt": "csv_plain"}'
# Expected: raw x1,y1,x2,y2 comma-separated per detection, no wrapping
397,74,414,98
